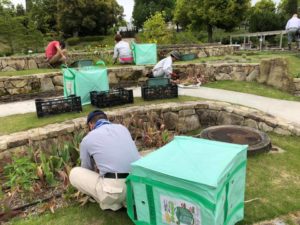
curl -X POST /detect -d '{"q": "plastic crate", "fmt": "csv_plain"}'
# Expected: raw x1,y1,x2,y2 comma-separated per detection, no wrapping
141,84,178,100
90,88,134,108
35,95,82,118
146,78,169,87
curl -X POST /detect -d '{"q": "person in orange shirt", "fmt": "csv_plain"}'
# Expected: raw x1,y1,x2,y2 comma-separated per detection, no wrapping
45,40,67,66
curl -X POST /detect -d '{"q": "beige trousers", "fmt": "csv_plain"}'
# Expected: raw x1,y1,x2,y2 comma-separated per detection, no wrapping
69,167,127,211
48,49,67,64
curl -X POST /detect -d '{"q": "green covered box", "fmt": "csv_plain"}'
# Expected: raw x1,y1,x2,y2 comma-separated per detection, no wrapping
126,136,247,225
132,42,157,65
63,61,109,105
146,78,169,87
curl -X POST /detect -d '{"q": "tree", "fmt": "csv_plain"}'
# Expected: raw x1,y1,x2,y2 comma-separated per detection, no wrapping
173,0,191,30
57,0,123,37
15,4,25,16
0,0,44,54
141,12,171,44
278,0,298,22
173,0,250,42
29,0,58,33
248,0,284,32
133,0,175,30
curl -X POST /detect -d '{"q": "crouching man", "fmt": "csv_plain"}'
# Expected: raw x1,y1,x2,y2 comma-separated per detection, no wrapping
147,51,181,84
69,110,140,211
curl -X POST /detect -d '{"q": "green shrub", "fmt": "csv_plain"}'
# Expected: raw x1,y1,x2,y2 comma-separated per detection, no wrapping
80,35,104,42
0,51,13,57
172,31,200,44
67,37,81,46
4,156,38,191
141,12,171,44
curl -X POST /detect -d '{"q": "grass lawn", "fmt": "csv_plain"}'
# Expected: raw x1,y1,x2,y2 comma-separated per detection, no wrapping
0,96,201,135
204,80,300,101
241,133,300,224
8,133,300,225
0,69,59,77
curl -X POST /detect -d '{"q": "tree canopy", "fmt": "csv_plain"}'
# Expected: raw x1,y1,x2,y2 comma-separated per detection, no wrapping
57,0,123,37
140,12,171,44
248,0,284,32
133,0,175,29
0,0,44,54
278,0,298,22
174,0,251,42
30,0,58,33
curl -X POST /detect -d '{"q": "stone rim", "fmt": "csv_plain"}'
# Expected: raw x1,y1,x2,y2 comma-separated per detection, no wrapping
197,125,272,155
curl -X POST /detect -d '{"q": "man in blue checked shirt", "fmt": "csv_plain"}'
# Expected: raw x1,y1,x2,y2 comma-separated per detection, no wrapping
69,110,140,211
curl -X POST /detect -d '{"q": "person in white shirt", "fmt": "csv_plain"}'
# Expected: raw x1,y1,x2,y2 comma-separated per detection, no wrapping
113,34,133,64
285,14,300,50
147,51,181,83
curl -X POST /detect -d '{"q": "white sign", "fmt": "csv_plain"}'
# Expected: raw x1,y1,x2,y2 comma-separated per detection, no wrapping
160,195,201,225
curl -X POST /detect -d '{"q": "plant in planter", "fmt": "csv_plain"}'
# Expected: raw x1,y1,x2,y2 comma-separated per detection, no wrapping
4,156,38,192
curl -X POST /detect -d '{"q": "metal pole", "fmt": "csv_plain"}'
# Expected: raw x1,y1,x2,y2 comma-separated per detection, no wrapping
279,32,283,49
259,35,263,51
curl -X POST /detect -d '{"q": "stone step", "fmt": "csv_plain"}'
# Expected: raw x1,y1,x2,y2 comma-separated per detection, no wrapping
0,45,236,71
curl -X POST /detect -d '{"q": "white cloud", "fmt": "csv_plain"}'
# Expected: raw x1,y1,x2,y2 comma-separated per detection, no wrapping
11,0,25,7
251,0,280,5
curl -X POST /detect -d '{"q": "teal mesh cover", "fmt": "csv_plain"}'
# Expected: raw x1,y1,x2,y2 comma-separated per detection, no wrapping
126,136,247,225
63,61,109,105
132,42,157,65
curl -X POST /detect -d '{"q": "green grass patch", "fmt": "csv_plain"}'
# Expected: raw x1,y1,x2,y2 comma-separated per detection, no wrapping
0,69,59,77
204,80,300,101
9,204,133,225
240,133,300,224
9,133,300,225
0,96,201,135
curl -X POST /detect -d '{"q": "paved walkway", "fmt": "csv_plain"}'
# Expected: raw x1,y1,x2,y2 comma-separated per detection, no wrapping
1,87,300,126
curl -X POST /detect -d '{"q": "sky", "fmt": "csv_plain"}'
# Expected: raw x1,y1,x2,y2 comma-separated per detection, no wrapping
11,0,281,22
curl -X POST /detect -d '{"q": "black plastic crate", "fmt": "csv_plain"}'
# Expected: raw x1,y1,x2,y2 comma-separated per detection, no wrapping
90,88,134,108
35,95,82,118
141,84,178,100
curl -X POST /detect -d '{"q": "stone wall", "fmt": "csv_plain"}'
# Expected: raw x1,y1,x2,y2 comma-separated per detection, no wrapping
1,101,299,163
1,61,299,100
0,63,258,100
294,78,300,96
256,58,295,93
0,45,236,72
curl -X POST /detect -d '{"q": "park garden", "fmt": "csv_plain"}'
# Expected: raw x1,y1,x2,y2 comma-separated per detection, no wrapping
0,0,300,225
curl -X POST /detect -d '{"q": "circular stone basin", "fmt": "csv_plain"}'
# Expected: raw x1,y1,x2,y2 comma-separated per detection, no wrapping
198,125,272,155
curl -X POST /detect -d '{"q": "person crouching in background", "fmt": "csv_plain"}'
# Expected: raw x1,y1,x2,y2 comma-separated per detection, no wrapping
113,34,133,64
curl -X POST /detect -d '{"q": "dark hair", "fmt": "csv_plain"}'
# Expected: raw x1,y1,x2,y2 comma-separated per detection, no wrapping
114,34,122,42
90,113,108,124
59,40,66,49
87,110,108,124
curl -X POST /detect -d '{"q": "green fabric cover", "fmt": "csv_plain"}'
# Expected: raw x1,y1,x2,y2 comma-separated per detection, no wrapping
63,63,109,105
132,42,157,65
126,136,247,225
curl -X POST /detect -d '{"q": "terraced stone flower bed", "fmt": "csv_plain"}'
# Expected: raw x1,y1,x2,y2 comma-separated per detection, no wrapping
1,100,300,224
